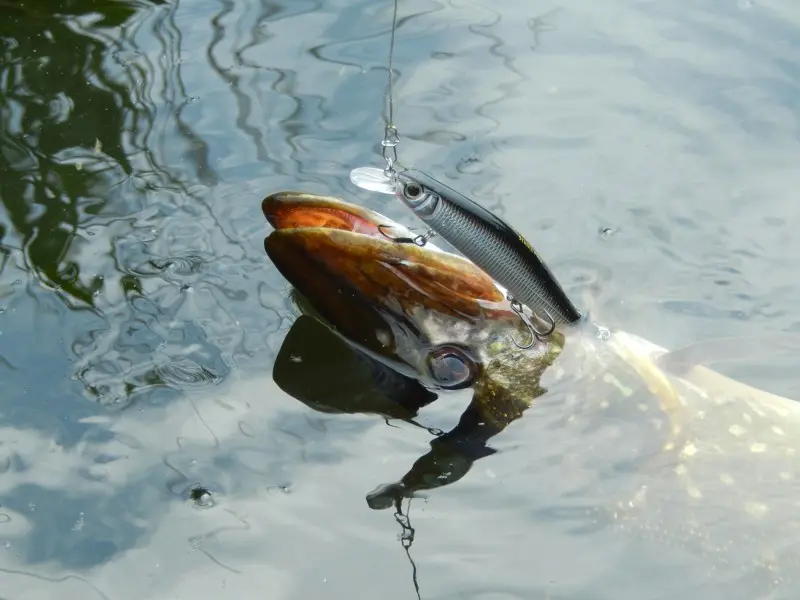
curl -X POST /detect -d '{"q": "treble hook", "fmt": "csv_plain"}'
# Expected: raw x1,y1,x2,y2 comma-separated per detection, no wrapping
507,294,556,349
377,224,437,247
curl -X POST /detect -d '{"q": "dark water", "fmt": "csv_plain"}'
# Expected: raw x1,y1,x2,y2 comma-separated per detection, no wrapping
3,0,800,598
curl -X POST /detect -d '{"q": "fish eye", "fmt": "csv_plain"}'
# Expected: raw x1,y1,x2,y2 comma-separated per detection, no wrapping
403,182,423,200
425,344,480,390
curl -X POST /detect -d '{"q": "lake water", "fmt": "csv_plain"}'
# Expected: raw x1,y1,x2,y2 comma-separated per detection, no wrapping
3,0,800,598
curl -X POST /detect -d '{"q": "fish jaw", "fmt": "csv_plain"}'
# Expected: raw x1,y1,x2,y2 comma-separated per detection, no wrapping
263,191,391,239
262,191,518,323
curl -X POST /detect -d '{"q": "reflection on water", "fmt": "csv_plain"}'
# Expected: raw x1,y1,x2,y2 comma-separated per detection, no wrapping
1,0,337,414
2,0,800,598
272,313,504,511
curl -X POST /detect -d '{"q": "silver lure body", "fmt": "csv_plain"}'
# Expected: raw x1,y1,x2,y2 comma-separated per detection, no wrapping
393,169,582,326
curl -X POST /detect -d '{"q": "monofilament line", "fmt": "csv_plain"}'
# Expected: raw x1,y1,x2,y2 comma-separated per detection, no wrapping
381,0,401,175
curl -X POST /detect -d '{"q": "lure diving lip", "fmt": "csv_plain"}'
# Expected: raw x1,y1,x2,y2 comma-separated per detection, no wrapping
350,166,396,194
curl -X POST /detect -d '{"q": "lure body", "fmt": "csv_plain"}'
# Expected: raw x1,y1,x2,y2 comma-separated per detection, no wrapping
392,169,581,325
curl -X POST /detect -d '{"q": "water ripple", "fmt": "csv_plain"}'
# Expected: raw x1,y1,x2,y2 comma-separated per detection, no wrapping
154,357,223,389
1,0,800,597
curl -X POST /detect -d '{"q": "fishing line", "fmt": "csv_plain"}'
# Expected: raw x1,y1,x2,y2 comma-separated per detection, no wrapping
394,495,423,600
350,1,583,339
381,0,401,176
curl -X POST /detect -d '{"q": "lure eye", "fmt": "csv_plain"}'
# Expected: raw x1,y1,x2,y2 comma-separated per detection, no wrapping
402,182,424,200
425,344,480,390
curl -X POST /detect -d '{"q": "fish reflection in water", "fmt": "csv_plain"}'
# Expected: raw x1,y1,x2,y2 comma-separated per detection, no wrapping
262,191,800,596
273,310,503,510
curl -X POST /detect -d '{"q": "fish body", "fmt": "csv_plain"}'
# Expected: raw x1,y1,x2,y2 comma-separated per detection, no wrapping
262,190,800,595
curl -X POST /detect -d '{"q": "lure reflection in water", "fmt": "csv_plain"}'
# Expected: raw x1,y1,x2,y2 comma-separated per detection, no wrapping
263,188,800,597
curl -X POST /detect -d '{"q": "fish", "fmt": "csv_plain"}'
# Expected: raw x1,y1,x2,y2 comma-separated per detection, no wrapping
262,189,800,596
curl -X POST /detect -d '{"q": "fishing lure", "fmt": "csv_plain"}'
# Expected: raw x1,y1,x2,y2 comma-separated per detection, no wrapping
351,166,582,347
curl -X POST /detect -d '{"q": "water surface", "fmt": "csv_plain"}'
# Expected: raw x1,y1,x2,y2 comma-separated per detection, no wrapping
2,0,800,598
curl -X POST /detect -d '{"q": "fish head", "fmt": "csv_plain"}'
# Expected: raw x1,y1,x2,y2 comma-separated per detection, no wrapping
262,191,566,424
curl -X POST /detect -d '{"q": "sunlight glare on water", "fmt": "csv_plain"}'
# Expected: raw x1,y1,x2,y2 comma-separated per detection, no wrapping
2,0,800,598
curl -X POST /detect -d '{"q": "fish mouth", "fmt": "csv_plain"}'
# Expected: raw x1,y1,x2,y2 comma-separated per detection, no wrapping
262,190,529,390
262,191,517,324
